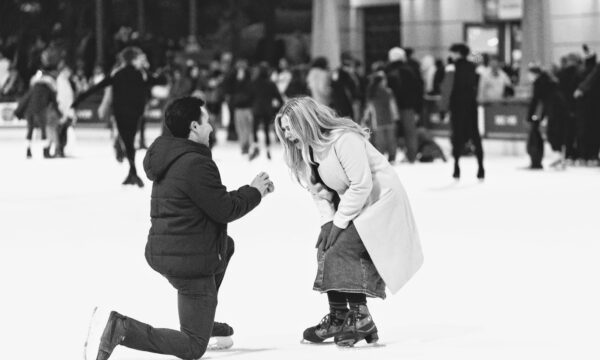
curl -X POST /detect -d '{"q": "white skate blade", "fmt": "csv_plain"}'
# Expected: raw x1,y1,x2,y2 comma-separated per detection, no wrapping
207,336,233,351
83,306,111,360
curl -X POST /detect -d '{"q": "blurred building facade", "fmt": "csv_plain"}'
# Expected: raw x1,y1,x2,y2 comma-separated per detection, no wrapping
312,0,600,70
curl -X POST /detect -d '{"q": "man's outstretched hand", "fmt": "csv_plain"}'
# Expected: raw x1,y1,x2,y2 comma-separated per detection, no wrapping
251,172,274,197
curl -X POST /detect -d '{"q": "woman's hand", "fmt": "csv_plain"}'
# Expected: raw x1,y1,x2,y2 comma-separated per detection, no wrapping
324,224,343,251
316,221,333,249
308,182,334,202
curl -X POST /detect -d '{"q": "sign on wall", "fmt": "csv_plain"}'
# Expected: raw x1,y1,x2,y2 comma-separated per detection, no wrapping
484,0,523,21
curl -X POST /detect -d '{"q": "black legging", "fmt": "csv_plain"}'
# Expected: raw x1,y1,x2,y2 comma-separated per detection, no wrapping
452,131,484,168
115,113,141,177
252,113,272,147
327,291,366,305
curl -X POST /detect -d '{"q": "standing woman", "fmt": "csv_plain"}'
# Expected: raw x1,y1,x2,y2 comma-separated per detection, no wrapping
274,97,423,346
447,43,484,180
72,47,163,187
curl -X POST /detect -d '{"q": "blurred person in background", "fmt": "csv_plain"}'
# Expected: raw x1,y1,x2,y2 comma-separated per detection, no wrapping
72,47,165,187
167,66,193,106
220,52,238,141
284,64,310,98
477,56,512,103
307,56,331,106
386,47,420,164
54,59,75,158
330,52,360,120
447,43,484,180
420,55,437,128
527,64,568,169
1,64,24,100
204,59,225,128
224,58,254,155
272,57,292,101
574,46,600,165
0,50,10,94
250,62,282,161
15,68,59,159
556,53,583,163
404,47,425,114
362,70,398,163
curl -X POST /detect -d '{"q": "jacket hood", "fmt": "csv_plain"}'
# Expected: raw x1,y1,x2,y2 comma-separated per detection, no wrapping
143,133,211,182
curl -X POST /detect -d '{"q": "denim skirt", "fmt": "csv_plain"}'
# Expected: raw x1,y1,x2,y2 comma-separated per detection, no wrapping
313,222,386,299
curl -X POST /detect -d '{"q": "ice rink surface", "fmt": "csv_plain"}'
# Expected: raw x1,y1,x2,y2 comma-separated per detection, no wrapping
1,126,599,360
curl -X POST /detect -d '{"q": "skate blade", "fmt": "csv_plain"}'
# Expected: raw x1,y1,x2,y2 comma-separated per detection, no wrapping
207,336,234,351
300,339,333,345
83,306,111,360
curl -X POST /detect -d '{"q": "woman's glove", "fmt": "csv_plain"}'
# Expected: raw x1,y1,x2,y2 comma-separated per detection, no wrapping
316,221,333,249
324,224,343,251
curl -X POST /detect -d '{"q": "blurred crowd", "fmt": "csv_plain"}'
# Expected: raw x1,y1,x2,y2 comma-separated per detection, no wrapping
2,28,599,170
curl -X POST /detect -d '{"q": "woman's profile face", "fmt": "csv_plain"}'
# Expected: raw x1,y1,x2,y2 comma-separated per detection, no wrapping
280,115,302,149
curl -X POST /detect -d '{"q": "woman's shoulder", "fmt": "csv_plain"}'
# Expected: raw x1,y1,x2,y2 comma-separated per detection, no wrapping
332,130,367,150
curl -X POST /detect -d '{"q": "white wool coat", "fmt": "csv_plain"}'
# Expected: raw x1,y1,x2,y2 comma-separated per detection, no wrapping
309,131,423,294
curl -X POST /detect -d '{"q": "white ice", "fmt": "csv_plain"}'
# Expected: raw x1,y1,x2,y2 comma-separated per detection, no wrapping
1,126,599,360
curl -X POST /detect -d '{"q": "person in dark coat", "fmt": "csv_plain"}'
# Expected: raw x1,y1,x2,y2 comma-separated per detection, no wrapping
86,97,274,360
556,54,583,161
330,53,360,120
528,64,569,169
14,70,60,159
447,43,484,179
72,47,163,187
250,62,283,160
223,59,254,155
386,47,421,163
574,51,600,164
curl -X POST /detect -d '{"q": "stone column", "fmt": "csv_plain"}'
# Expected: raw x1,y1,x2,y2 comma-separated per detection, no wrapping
520,0,552,74
311,0,342,68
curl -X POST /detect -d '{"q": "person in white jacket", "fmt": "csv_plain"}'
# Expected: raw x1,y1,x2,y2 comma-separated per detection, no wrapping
274,97,423,347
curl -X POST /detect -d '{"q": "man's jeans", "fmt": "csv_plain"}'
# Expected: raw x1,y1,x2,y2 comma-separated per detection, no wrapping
119,238,234,360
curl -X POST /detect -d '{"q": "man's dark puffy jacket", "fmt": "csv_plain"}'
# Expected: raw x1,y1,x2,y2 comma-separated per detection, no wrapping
143,134,261,278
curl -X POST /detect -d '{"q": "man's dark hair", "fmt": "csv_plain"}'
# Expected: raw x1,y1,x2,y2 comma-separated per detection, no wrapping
164,96,206,138
449,43,470,58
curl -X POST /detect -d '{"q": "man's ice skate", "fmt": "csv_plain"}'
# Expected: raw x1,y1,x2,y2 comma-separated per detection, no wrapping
207,322,234,350
334,305,379,347
302,310,347,344
84,307,127,360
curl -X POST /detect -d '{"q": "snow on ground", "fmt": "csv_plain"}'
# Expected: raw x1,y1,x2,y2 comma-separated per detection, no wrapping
1,126,599,360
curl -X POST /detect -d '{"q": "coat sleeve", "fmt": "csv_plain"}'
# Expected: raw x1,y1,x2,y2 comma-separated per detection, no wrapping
332,133,373,229
185,158,262,224
71,75,113,108
578,65,600,94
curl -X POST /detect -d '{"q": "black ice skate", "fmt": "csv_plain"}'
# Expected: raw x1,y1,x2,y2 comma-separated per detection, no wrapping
302,310,347,344
334,305,379,347
208,322,234,350
85,308,127,360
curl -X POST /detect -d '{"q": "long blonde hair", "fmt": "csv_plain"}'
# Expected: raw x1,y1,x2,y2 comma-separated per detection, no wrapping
274,96,370,185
